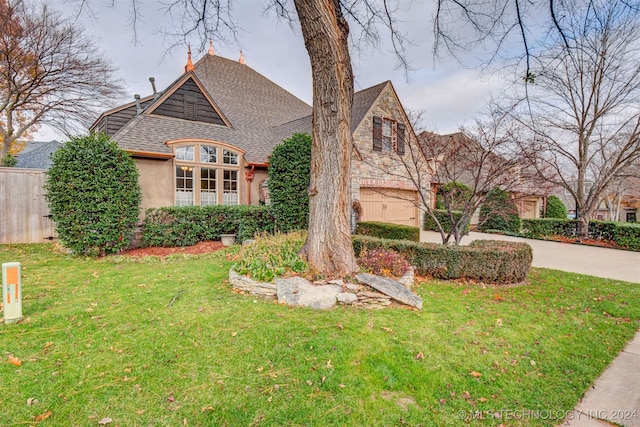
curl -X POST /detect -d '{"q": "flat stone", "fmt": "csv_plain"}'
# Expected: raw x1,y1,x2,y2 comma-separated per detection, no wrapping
346,283,363,291
337,292,358,304
228,269,277,298
358,290,390,299
276,277,341,310
328,279,345,286
356,273,423,309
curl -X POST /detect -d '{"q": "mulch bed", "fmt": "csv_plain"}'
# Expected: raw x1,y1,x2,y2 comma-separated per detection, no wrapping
119,241,225,257
545,235,619,249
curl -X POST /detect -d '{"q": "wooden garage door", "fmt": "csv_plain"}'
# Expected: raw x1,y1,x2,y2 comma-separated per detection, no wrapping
360,188,418,226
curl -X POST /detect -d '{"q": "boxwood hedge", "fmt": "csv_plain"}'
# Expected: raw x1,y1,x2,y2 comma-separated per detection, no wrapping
142,205,275,247
353,235,532,284
355,221,420,242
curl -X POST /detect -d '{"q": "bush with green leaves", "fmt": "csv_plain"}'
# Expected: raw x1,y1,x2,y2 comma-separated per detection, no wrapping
233,231,309,282
45,133,141,255
353,235,532,284
478,188,521,233
268,133,312,232
435,181,472,210
614,222,640,250
545,195,568,218
423,209,471,235
142,205,275,247
355,221,420,241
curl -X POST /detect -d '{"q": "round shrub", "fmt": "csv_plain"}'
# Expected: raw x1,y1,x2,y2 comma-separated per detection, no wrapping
435,181,472,210
268,133,312,233
545,195,568,219
478,188,521,233
45,133,141,255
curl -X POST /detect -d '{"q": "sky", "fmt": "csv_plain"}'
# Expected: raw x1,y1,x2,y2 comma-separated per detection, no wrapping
37,1,511,141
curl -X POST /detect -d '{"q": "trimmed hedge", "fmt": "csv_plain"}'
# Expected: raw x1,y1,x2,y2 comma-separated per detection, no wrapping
423,209,471,235
521,218,640,250
355,221,420,242
614,222,640,250
142,205,275,247
353,235,532,284
521,218,577,239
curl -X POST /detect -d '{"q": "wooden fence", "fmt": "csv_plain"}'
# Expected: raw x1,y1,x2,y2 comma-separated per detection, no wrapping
0,168,56,244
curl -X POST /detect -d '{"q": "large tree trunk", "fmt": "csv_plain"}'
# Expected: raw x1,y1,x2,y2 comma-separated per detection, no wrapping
294,0,359,278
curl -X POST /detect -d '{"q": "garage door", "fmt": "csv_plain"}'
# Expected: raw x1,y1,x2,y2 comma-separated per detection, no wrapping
359,188,418,226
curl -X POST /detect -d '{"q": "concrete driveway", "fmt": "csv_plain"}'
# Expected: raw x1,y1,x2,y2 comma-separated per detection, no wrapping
420,230,640,284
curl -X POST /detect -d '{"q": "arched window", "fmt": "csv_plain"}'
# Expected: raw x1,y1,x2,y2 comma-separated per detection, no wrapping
173,142,241,206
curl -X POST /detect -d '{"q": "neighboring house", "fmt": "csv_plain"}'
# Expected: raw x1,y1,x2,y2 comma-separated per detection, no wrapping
418,131,548,222
90,48,428,226
15,140,63,170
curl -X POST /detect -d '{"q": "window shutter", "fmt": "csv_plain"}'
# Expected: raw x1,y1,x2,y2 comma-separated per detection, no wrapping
373,116,383,152
397,123,406,155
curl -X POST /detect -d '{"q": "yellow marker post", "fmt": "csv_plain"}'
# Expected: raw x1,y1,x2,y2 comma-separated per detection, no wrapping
2,262,23,324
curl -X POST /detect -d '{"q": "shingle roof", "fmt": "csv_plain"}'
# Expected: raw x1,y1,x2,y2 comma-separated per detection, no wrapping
15,140,63,170
192,55,312,128
352,81,388,132
108,54,389,164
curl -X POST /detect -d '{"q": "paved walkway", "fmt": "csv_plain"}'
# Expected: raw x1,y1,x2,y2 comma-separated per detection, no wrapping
420,231,640,426
420,230,640,283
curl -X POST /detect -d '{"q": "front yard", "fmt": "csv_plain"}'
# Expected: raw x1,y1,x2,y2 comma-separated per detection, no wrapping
1,244,639,426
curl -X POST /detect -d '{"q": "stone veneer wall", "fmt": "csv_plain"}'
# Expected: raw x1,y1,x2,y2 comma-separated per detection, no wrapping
350,84,431,226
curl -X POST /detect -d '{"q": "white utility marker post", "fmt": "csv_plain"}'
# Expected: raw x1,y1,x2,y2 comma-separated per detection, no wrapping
2,262,23,324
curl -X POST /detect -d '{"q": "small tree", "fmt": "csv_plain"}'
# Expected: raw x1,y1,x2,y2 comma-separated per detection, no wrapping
45,133,141,255
478,188,521,233
268,133,312,233
544,195,567,219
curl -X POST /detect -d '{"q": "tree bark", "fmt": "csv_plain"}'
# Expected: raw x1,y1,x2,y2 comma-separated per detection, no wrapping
294,0,359,278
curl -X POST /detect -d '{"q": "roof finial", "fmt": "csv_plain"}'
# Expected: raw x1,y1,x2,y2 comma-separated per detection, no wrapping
238,49,245,65
208,39,215,56
185,44,195,72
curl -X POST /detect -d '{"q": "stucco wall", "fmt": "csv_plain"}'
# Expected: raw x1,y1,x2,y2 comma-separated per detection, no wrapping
135,158,173,213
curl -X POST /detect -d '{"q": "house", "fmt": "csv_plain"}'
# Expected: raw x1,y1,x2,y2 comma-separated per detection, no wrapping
418,131,549,221
90,47,428,227
15,140,63,170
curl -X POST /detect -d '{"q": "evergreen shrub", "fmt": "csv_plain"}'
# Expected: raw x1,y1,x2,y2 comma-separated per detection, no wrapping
478,188,521,233
355,221,420,241
45,133,141,255
267,133,311,232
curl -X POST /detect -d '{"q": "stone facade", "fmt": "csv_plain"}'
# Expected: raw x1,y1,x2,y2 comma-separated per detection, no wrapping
351,84,432,226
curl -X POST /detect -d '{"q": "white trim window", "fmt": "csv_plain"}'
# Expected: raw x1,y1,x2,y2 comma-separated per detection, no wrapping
173,143,241,206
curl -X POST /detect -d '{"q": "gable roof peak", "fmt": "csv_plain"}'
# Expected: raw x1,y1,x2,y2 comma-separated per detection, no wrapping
185,45,195,72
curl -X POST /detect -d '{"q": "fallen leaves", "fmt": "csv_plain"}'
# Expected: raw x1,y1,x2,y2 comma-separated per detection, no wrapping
469,371,482,378
34,411,52,422
27,397,39,406
97,417,113,425
8,355,21,366
415,352,424,360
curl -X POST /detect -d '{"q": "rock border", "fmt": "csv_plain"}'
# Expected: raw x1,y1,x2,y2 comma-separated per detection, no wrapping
228,268,421,310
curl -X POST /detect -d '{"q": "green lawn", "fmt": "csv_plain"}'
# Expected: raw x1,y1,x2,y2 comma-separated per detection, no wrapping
1,244,639,426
